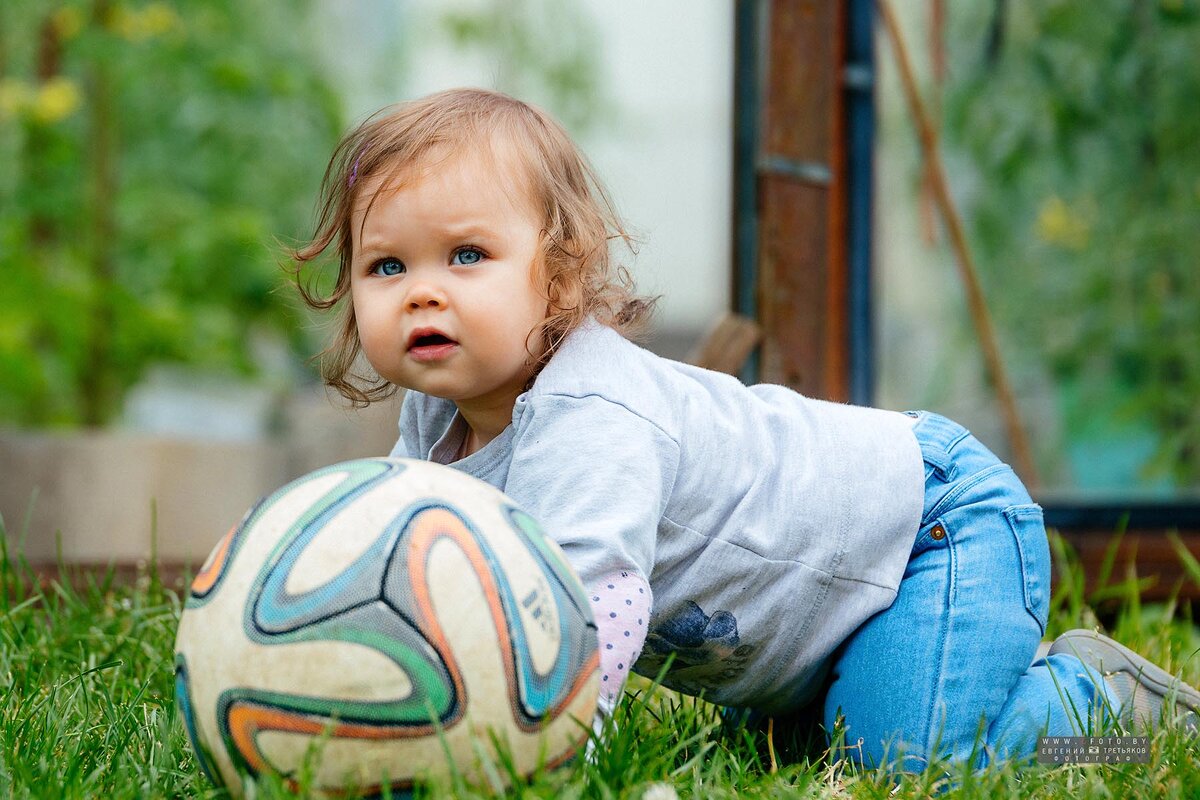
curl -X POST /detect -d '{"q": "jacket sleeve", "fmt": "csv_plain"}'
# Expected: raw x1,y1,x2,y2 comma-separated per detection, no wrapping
504,392,677,590
503,393,679,716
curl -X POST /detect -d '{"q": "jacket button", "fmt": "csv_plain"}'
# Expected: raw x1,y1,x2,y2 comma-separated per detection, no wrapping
930,524,946,541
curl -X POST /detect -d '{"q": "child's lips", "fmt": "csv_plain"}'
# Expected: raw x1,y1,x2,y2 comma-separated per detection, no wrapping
408,341,458,362
406,327,459,362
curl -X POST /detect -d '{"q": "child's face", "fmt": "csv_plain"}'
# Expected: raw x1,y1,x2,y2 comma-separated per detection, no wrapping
348,149,548,412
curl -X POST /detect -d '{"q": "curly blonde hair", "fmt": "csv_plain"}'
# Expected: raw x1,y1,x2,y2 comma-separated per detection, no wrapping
291,88,656,406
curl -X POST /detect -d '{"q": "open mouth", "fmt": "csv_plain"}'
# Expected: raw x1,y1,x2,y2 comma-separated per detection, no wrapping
410,333,455,349
407,329,459,362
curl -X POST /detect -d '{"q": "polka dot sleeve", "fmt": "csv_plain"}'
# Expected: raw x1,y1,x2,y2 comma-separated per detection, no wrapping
588,570,651,716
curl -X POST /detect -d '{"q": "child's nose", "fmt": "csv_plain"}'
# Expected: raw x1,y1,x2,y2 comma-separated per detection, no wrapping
405,280,447,310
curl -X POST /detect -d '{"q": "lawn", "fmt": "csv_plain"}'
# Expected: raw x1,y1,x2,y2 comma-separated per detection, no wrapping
1,521,1198,799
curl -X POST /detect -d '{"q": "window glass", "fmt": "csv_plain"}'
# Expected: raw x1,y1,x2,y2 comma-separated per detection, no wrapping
875,2,1200,502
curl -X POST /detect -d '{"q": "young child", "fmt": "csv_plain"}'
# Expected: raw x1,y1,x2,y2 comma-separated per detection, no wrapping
293,88,1200,771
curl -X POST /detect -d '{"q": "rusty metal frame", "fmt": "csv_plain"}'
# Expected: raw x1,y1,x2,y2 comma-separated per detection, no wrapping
736,0,870,402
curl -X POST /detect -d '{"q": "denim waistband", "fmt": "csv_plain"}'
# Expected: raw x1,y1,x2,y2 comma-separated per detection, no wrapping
905,410,971,474
904,409,1031,529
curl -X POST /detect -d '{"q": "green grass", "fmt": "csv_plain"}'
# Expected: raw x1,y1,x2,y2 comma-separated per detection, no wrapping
1,521,1199,799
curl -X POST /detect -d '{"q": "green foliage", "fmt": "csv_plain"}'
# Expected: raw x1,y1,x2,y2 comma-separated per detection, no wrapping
942,0,1200,487
0,1,342,426
438,0,610,134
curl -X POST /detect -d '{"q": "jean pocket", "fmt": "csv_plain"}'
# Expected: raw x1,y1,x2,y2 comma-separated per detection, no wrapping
1004,504,1050,635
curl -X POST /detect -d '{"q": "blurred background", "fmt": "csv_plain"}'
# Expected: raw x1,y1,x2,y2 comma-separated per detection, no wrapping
1,0,1198,568
876,0,1200,507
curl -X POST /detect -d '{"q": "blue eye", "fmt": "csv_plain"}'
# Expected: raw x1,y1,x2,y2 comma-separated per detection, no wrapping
452,248,484,266
371,258,405,276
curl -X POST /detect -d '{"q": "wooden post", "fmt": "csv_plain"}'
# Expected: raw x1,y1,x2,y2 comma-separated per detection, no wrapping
756,0,850,401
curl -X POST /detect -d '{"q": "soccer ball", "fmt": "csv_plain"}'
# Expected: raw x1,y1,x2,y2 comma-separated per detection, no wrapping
173,458,599,797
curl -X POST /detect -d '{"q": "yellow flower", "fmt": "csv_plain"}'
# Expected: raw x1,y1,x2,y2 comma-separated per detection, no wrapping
1035,195,1090,251
112,2,180,41
0,79,33,118
52,7,85,40
110,5,141,39
141,2,180,36
32,77,82,124
0,313,33,350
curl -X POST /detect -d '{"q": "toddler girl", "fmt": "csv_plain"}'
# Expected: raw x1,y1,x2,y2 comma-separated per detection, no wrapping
293,88,1200,771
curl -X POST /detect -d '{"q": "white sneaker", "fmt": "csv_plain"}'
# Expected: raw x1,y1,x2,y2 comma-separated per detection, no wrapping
1046,629,1200,733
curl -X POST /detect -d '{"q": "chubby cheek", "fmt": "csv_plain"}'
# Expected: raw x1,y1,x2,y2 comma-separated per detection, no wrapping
349,294,371,350
350,295,393,368
503,300,549,365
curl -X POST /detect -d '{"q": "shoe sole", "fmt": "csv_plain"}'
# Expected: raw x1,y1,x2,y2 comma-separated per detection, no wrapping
1047,630,1200,710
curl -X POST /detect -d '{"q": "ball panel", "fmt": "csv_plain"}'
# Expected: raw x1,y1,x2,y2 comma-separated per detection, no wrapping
252,726,437,794
388,503,598,727
190,522,240,599
498,507,599,717
253,510,390,635
185,632,437,787
174,654,221,785
242,603,454,721
185,468,353,612
221,694,449,763
281,474,412,598
505,507,594,622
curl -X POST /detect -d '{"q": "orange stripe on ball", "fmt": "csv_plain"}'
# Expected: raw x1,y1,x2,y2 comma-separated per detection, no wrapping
192,524,237,596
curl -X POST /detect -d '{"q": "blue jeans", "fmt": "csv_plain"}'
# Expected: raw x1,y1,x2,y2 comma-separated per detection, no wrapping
822,411,1116,771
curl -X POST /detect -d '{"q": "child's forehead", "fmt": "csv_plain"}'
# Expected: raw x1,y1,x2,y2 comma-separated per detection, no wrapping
354,138,538,216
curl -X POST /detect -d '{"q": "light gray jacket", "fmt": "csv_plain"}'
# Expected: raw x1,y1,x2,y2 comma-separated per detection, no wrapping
391,321,923,712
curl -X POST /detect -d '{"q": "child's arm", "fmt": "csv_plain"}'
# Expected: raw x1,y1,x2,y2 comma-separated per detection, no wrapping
588,570,652,716
505,393,679,717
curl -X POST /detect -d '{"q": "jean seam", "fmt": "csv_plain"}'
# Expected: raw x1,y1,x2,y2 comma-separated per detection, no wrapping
922,462,1013,526
943,429,971,453
914,416,970,453
921,520,955,757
